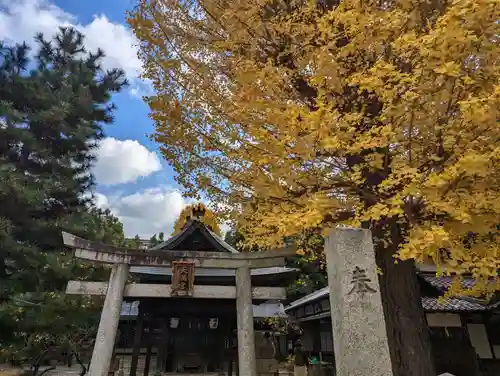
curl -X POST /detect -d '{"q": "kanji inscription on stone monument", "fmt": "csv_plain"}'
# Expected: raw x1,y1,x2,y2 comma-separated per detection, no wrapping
325,228,393,376
171,260,195,297
347,266,377,296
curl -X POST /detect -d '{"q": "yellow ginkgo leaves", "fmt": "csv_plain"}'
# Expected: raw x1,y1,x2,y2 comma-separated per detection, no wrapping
129,0,500,296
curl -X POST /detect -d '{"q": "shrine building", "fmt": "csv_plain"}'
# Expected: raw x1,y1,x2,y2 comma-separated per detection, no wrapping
63,208,297,376
285,265,500,376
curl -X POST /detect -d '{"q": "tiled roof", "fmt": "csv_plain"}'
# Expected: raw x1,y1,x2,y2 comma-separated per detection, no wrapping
130,265,298,277
285,287,329,311
285,278,500,313
148,227,186,251
206,227,240,253
421,296,489,312
149,220,239,253
420,275,476,290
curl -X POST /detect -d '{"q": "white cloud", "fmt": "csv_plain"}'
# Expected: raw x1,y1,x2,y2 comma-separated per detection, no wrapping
94,187,232,238
96,187,188,237
94,192,109,208
93,137,162,185
219,222,232,235
129,88,140,98
128,80,155,99
0,0,144,95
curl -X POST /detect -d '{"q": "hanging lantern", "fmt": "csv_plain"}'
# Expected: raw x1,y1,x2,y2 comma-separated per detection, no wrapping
209,317,219,329
170,317,180,329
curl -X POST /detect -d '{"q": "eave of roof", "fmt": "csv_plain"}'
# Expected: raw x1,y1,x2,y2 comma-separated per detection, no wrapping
120,301,286,318
420,274,477,290
148,220,239,253
285,287,329,311
419,274,491,305
206,227,240,253
285,277,499,314
148,227,186,251
130,265,298,277
421,296,500,312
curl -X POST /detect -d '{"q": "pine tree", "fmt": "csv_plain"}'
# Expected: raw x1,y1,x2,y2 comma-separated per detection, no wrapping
0,27,127,293
224,227,326,298
223,228,260,252
149,233,158,246
125,234,143,249
0,206,128,371
0,27,127,370
286,231,327,301
224,229,245,250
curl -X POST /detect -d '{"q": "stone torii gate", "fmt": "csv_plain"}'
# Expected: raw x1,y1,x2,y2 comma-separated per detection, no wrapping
62,232,294,376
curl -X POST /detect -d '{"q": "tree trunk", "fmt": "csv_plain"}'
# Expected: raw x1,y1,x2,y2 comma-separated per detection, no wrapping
429,326,481,376
375,242,436,376
0,255,6,302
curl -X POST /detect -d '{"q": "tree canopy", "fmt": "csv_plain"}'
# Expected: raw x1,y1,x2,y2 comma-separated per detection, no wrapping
172,203,222,236
130,0,499,294
130,1,499,375
224,227,325,297
0,27,127,372
0,26,126,287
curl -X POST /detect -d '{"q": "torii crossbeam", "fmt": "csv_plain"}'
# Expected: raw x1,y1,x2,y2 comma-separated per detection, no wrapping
62,231,295,376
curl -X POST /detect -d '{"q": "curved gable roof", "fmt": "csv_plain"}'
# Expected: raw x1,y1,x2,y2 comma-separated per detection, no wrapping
149,219,239,253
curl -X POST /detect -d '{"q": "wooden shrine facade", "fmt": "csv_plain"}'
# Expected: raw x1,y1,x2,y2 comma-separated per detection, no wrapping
116,299,239,375
62,217,296,376
115,300,289,376
285,272,500,376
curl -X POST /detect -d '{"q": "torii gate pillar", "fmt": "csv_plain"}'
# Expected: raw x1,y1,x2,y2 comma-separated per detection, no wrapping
61,231,294,376
89,263,129,376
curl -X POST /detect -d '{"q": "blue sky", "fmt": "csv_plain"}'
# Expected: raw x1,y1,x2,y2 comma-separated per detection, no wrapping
0,0,193,237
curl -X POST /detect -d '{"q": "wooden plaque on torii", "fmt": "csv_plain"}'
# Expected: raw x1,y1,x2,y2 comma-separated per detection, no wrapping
171,260,195,297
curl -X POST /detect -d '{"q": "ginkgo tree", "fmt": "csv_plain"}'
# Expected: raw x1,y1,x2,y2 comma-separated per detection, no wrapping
172,203,222,236
129,0,499,375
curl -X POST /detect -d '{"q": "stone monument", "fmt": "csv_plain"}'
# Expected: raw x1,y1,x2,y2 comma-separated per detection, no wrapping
324,227,393,376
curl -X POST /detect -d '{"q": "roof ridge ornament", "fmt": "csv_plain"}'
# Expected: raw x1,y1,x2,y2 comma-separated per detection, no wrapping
192,203,206,220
